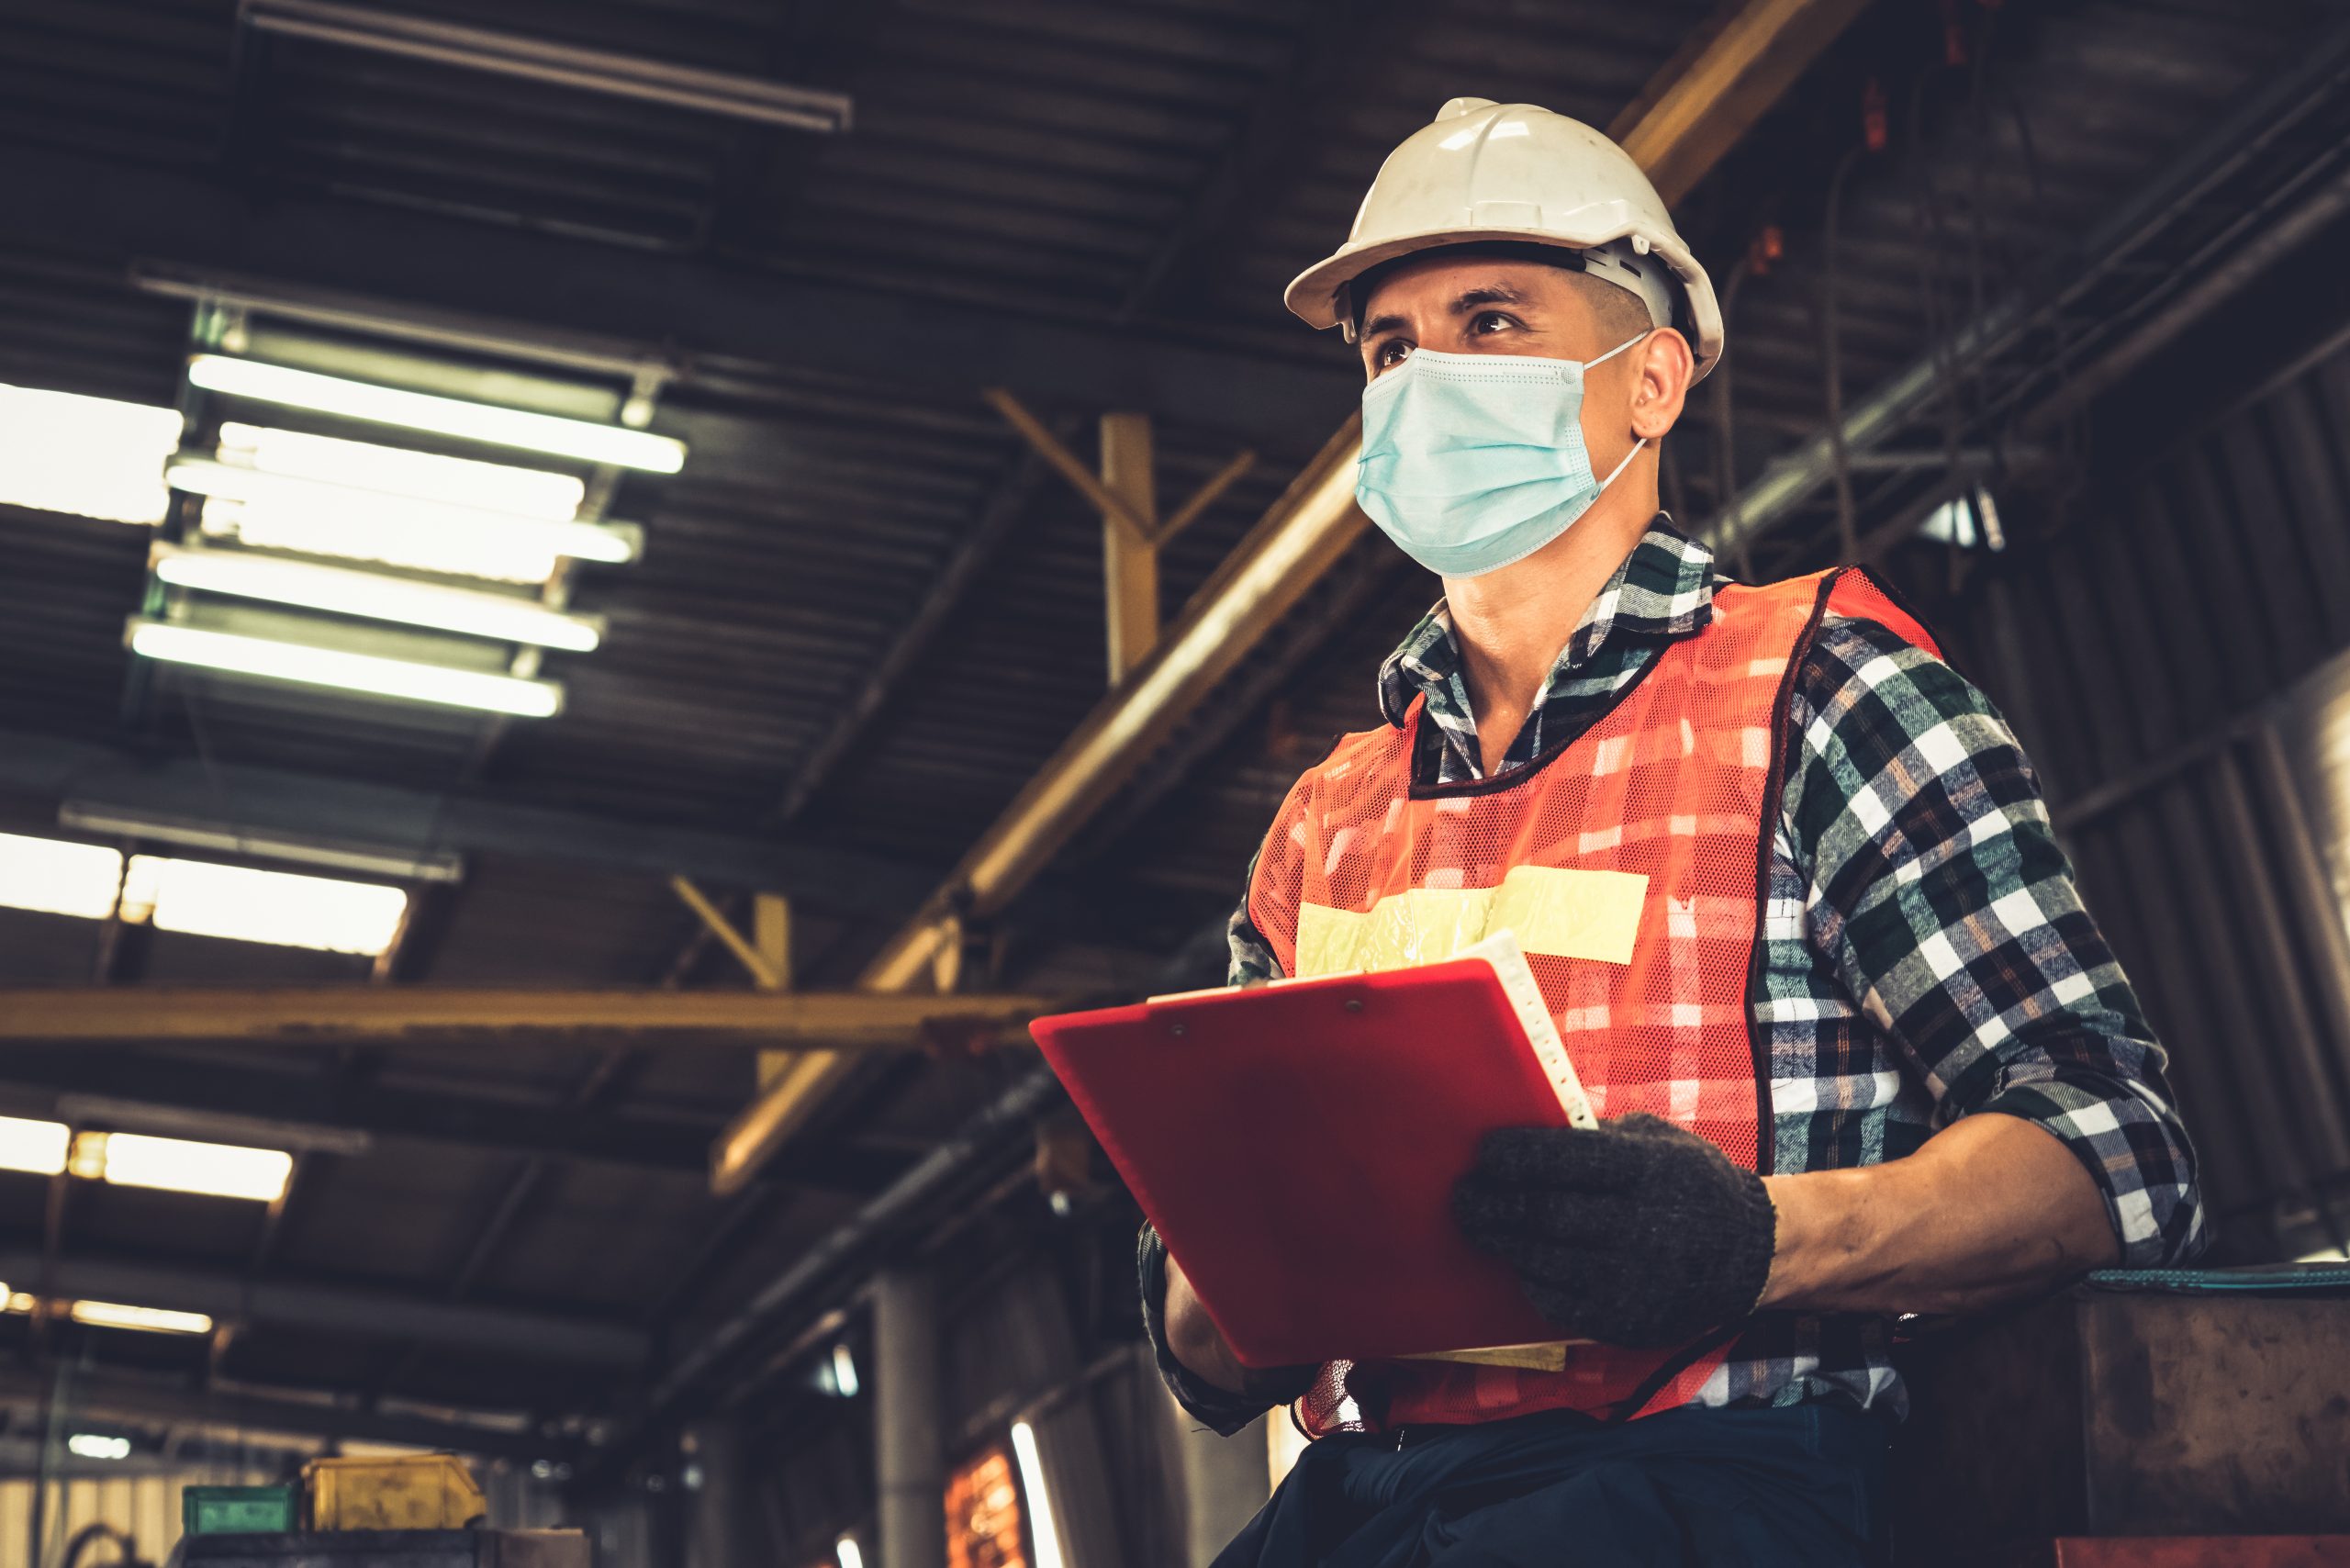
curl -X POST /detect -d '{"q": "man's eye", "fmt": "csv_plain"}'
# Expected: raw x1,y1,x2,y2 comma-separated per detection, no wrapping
1373,340,1413,369
1472,311,1516,334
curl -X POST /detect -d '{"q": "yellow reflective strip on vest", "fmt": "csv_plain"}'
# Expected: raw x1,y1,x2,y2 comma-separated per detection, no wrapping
1292,865,1649,977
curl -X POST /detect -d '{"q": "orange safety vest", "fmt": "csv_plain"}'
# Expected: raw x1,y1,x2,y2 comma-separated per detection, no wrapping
1247,566,1939,1435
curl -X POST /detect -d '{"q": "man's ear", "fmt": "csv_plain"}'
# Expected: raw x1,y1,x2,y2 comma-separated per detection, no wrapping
1628,329,1695,441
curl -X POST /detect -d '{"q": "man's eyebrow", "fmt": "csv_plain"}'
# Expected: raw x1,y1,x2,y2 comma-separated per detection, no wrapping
1360,282,1534,341
1447,283,1530,313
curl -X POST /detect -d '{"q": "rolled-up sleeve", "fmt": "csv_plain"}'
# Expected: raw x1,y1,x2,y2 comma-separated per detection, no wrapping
1785,618,2207,1267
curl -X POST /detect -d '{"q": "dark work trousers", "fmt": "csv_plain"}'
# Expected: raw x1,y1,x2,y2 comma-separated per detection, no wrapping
1209,1403,1886,1568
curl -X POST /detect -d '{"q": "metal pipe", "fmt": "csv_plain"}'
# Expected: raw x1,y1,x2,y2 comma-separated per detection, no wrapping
1706,14,2350,556
0,1362,567,1461
240,0,852,132
710,424,1368,1190
647,1065,1058,1420
2029,160,2350,426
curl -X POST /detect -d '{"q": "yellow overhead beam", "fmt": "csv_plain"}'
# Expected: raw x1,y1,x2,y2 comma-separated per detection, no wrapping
1608,0,1878,207
708,0,1877,1194
0,988,1052,1047
1100,409,1160,681
670,875,786,991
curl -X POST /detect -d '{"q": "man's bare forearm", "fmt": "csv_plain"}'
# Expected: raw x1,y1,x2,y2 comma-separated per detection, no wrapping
1757,1112,2120,1316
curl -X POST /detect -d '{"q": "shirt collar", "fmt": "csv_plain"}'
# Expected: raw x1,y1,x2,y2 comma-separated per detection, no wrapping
1376,515,1720,729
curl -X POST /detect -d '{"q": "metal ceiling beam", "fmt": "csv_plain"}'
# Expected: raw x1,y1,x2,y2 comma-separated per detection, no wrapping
241,0,856,133
705,0,1876,1194
0,1251,644,1367
0,1363,571,1461
0,1047,715,1174
0,728,937,916
0,988,1051,1046
0,148,1356,448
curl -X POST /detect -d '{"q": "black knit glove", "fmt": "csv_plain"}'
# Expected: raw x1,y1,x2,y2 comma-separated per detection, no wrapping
1452,1114,1777,1349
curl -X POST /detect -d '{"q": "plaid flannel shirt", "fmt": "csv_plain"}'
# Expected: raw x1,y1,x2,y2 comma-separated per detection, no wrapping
1143,517,2204,1432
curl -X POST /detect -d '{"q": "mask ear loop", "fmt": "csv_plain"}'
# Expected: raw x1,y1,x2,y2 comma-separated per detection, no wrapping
1583,328,1654,370
1588,330,1655,494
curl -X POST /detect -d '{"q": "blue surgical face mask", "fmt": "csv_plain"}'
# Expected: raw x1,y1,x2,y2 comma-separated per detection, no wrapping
1354,332,1650,578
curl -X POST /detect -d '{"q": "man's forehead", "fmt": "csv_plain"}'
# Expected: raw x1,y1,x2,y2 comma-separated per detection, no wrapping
1360,253,1578,314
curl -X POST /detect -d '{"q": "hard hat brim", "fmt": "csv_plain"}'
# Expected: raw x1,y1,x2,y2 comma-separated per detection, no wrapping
1284,226,1724,380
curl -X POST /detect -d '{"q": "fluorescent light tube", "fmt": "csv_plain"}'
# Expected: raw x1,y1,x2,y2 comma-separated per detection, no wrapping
0,383,182,525
1009,1421,1068,1568
54,1097,372,1158
0,833,124,920
187,355,685,472
67,1299,215,1336
220,422,588,513
834,1540,864,1568
172,457,638,577
0,1116,70,1176
151,543,603,650
129,620,565,718
58,803,463,884
66,1434,131,1461
117,855,408,956
73,1130,294,1202
830,1343,859,1398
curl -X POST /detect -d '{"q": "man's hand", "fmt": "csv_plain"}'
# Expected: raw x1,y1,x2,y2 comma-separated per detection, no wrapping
1452,1114,1776,1348
1163,1254,1316,1402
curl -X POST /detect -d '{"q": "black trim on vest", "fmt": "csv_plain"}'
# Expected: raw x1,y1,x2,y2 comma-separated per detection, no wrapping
1838,560,1962,676
1743,570,1843,1177
1605,1323,1743,1424
1404,637,1676,801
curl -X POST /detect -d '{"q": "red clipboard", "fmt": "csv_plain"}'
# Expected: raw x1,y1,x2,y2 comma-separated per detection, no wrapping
1031,951,1577,1368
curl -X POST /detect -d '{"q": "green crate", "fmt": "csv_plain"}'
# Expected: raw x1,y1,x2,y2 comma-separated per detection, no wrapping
182,1485,299,1537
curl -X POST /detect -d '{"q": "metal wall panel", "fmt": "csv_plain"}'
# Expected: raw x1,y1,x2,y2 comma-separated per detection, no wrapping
1970,334,2350,1258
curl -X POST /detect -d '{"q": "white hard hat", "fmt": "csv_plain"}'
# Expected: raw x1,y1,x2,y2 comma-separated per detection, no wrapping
1284,97,1724,379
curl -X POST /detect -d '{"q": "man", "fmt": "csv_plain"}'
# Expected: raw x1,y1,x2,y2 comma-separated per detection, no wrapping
1137,99,2203,1565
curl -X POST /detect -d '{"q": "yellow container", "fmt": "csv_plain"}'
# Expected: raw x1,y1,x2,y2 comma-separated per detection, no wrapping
304,1453,487,1531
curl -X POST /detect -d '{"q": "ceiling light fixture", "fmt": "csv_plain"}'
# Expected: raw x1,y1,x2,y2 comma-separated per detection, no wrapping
72,1130,295,1202
1008,1421,1068,1568
128,620,565,717
66,1299,215,1336
151,543,603,651
171,457,638,581
219,422,589,514
186,355,685,472
0,383,182,525
0,1115,71,1176
66,1433,132,1461
116,855,408,956
0,833,124,920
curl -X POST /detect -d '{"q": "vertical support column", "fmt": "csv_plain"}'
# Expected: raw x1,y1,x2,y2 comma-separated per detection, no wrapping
753,894,794,1090
685,1419,764,1568
873,1268,946,1568
1099,412,1158,683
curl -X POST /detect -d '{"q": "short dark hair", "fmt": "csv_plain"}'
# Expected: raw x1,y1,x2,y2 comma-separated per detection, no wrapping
1349,241,1662,346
